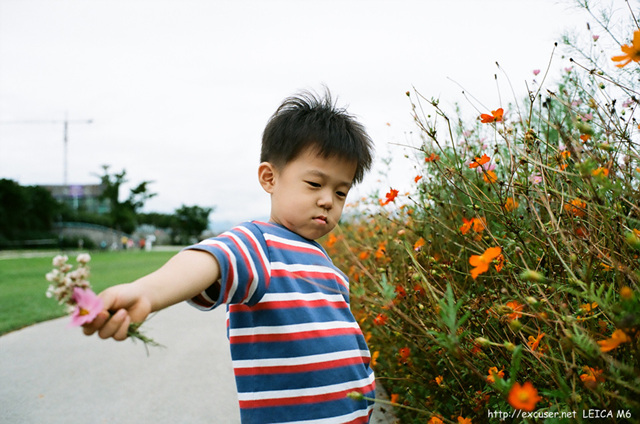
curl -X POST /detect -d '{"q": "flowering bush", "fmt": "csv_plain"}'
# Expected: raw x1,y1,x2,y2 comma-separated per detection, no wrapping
327,3,640,423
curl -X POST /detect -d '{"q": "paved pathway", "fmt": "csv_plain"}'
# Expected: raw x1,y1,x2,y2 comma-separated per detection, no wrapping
1,303,397,423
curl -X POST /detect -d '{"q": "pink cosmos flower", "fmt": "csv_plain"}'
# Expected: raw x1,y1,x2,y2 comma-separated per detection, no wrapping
476,162,496,173
593,35,600,41
69,288,103,327
529,173,543,185
533,69,540,76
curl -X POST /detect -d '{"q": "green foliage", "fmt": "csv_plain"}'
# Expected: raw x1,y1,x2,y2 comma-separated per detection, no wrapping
323,3,640,422
173,204,214,244
0,179,62,247
96,165,156,233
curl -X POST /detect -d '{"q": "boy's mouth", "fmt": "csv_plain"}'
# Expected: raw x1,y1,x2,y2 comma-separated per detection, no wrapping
313,215,328,225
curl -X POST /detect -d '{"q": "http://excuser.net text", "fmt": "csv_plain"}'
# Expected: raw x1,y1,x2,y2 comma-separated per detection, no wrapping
487,409,633,421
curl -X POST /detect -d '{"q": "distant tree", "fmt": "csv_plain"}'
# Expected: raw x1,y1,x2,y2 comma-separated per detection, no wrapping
0,178,62,244
173,204,213,244
96,165,156,233
138,212,176,229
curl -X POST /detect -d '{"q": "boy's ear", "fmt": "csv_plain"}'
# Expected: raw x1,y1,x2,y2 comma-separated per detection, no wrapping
258,162,277,193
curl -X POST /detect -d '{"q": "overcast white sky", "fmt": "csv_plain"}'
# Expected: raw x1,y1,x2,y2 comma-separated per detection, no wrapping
0,0,619,226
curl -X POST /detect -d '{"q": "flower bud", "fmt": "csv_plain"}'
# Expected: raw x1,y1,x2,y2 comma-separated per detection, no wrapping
347,391,364,401
525,296,539,306
475,337,490,347
504,342,516,352
520,269,545,283
625,232,640,251
509,319,523,332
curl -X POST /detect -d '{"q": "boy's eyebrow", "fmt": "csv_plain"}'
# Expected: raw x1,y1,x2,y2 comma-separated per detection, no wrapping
306,170,353,187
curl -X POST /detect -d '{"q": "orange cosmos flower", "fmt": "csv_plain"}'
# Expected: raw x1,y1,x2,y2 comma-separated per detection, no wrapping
414,175,423,183
508,381,541,411
370,350,379,367
564,198,586,218
460,217,486,234
580,366,605,389
373,313,388,326
527,332,545,352
469,247,502,279
390,393,399,404
398,347,411,364
469,154,491,168
428,417,444,424
598,329,631,352
358,251,370,261
425,153,440,162
621,286,634,300
592,167,609,177
579,302,598,315
380,188,399,206
413,237,426,251
494,254,505,272
505,300,524,320
483,170,498,184
435,375,444,386
374,241,387,259
457,417,472,424
480,108,504,123
460,218,473,234
487,366,505,383
504,197,519,212
612,29,640,67
325,233,338,248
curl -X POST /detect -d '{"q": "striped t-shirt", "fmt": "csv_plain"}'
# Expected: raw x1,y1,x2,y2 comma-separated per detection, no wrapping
186,221,375,424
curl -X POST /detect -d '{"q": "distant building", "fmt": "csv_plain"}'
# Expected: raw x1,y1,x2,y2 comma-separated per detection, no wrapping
41,184,110,213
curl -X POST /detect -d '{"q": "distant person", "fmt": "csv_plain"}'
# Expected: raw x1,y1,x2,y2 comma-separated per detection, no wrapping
145,234,155,252
82,90,376,423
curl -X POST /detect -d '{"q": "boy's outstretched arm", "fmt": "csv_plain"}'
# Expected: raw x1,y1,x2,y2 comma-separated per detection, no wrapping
83,250,220,341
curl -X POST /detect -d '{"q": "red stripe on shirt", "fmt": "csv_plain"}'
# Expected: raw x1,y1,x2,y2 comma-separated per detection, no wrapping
234,356,368,376
230,327,362,344
272,269,348,290
232,298,348,312
238,382,376,409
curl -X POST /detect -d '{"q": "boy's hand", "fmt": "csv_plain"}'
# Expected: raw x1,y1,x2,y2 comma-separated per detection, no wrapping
82,283,152,341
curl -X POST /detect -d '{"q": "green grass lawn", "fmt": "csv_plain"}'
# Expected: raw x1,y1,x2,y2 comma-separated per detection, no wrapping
0,249,178,336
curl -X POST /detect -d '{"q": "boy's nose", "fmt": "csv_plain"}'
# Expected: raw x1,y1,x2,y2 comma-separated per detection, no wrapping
317,191,333,209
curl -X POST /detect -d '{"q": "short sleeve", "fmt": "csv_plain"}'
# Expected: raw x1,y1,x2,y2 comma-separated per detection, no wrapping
185,222,270,310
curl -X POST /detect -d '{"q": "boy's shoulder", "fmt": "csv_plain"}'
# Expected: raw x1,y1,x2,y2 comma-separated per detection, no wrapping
228,220,332,261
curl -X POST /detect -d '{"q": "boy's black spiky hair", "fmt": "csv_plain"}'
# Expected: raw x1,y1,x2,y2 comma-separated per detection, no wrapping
260,89,374,184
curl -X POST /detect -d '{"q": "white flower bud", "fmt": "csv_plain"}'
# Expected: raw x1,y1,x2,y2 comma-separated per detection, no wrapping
52,255,68,267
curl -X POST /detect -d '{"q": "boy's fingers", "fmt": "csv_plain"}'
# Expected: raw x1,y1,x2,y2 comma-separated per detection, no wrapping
113,314,131,341
98,309,128,340
82,310,109,336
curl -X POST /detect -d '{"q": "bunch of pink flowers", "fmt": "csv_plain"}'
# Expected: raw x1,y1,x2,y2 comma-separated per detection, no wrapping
45,254,159,350
45,254,103,327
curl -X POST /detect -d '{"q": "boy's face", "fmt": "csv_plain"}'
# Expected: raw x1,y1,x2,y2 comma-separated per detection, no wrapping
259,147,357,240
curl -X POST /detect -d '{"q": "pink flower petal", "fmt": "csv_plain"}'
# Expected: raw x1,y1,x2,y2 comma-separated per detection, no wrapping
69,288,103,327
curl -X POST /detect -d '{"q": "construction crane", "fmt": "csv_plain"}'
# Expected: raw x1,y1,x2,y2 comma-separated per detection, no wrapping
0,115,93,186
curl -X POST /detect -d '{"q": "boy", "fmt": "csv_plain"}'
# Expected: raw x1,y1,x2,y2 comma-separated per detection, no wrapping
83,90,376,423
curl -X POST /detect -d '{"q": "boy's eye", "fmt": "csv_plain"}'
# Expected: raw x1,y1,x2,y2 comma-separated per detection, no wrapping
306,181,321,188
336,191,347,198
